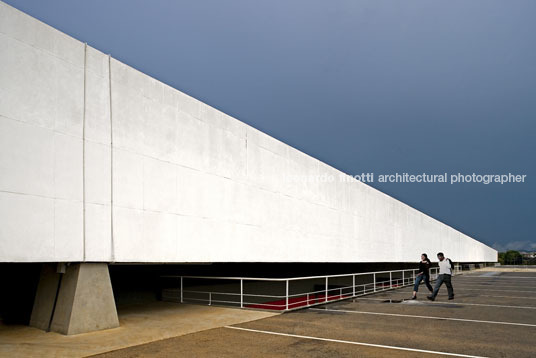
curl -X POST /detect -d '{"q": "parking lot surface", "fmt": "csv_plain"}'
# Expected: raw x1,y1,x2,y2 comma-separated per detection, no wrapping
95,271,536,358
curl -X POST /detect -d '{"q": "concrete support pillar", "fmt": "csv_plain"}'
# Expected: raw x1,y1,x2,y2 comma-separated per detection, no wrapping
29,263,61,330
30,263,119,335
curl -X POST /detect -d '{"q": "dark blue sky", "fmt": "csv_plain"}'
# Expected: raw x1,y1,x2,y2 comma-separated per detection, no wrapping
6,0,535,251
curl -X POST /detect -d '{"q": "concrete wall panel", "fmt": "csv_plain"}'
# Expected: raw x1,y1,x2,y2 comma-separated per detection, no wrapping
143,157,177,213
0,117,55,197
0,192,54,261
54,133,82,201
113,148,144,210
54,199,83,261
175,111,211,171
84,203,111,261
112,206,143,262
85,141,111,205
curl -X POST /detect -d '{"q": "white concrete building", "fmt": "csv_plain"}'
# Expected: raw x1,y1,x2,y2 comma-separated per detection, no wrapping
0,1,496,264
0,1,496,334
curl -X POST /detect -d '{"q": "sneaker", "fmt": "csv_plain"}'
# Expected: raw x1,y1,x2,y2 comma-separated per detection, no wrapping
448,295,454,300
411,296,417,300
427,295,435,301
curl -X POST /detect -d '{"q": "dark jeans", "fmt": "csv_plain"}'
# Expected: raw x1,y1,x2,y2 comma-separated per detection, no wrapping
431,274,454,298
413,274,433,292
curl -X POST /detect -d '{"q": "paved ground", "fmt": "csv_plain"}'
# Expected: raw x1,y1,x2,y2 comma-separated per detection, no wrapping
0,302,276,357
95,270,536,358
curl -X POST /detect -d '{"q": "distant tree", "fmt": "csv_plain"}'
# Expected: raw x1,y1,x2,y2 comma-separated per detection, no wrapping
502,250,522,265
498,252,506,265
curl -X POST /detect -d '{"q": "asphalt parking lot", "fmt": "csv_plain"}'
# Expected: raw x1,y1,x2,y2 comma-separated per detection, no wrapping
95,271,536,358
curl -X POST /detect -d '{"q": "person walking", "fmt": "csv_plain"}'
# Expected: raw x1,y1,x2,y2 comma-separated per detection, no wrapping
411,253,433,299
427,252,455,301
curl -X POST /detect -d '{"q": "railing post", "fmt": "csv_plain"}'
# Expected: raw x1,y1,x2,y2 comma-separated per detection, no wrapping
285,280,289,311
325,277,328,302
240,279,243,308
180,276,183,303
307,293,310,306
373,273,376,292
209,292,212,306
402,271,405,285
389,272,392,289
352,275,356,297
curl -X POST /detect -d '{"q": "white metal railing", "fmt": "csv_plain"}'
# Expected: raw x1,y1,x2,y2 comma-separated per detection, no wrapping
161,265,464,312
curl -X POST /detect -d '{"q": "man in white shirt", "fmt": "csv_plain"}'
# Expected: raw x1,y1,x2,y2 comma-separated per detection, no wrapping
427,252,455,301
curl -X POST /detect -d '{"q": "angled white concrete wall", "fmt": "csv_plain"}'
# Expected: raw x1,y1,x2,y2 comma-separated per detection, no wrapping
0,2,84,262
0,1,497,263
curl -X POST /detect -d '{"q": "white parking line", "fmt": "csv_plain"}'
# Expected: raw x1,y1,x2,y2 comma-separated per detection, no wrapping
454,276,536,281
436,284,536,289
475,272,500,277
454,278,536,282
480,294,536,300
310,308,536,327
352,297,536,310
456,282,536,284
401,293,536,300
224,326,488,358
395,286,536,293
459,276,536,280
455,279,536,282
455,283,536,287
441,283,536,288
445,287,536,293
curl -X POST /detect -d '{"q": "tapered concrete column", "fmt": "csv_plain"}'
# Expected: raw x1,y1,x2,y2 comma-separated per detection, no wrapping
29,263,61,330
30,263,119,335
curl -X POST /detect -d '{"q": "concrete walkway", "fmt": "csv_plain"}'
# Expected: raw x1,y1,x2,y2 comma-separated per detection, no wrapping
0,302,278,357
